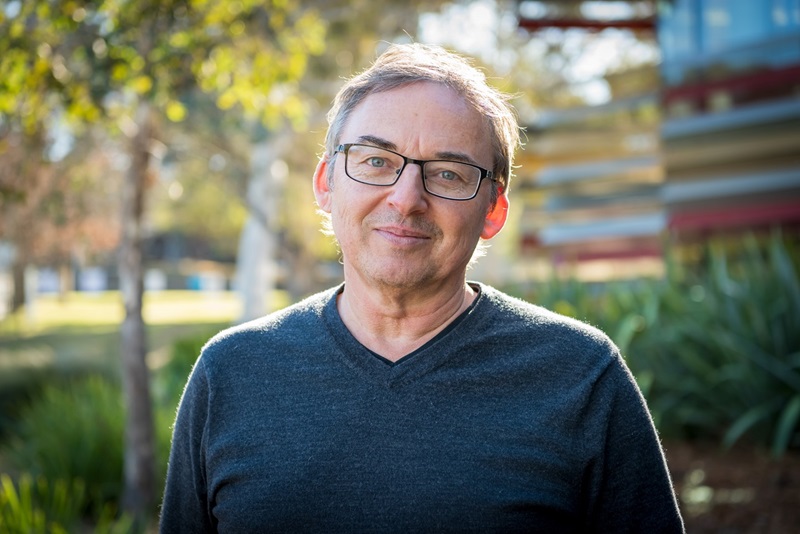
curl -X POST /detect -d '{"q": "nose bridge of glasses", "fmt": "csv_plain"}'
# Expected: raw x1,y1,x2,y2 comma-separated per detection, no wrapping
396,156,425,179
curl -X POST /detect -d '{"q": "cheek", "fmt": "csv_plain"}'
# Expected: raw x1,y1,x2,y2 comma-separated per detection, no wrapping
330,196,367,242
443,212,486,250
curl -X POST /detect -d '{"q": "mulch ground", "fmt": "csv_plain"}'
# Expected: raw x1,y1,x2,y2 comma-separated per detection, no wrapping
664,441,800,533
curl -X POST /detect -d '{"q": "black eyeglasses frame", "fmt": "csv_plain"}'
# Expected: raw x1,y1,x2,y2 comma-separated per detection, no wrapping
334,143,495,201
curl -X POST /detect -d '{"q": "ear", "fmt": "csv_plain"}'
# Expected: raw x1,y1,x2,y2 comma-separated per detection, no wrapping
313,157,332,213
481,188,509,239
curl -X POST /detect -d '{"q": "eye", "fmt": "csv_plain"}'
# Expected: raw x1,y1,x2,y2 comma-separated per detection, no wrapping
367,157,386,168
440,169,459,181
430,167,466,183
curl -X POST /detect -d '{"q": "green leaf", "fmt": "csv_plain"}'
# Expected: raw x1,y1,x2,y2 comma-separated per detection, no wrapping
770,229,800,315
635,370,654,398
131,75,152,94
169,31,191,48
217,89,237,110
723,399,781,449
1,474,22,519
165,100,187,122
772,394,800,457
613,313,643,355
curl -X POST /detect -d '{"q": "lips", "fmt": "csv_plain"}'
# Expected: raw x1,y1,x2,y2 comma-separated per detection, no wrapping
374,226,431,247
367,213,441,246
378,225,430,239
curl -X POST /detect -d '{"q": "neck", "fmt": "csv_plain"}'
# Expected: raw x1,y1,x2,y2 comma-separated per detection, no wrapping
337,276,477,362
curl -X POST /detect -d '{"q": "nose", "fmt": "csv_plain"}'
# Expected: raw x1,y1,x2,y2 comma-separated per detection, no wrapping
386,162,428,214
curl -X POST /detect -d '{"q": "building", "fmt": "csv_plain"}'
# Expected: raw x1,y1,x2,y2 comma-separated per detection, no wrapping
658,0,800,241
516,0,800,278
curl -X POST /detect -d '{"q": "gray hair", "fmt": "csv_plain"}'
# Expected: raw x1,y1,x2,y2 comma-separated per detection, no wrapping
323,43,520,202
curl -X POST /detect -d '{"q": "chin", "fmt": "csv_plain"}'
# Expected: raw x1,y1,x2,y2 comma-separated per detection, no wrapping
368,265,437,290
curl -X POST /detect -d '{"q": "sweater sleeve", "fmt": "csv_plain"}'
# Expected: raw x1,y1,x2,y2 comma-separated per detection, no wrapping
160,358,215,533
583,350,685,533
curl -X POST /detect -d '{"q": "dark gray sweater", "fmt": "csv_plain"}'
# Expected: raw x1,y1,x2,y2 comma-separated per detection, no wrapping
160,283,684,533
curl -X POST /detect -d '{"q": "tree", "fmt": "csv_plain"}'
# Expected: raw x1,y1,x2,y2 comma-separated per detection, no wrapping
0,126,121,310
145,0,455,315
0,0,324,521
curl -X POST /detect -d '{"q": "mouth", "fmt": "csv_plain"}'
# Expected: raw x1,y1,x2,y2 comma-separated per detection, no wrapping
375,225,432,245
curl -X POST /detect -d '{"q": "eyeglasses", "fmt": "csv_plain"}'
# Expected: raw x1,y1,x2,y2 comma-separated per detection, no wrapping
335,143,494,201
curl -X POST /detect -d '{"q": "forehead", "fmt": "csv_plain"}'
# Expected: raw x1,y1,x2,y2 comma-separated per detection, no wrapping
339,82,492,164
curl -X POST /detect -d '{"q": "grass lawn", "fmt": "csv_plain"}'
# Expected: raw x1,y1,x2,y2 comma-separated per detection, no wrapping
0,289,289,390
1,290,245,332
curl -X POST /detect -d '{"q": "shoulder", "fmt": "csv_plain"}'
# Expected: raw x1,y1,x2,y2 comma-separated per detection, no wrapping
472,285,625,381
474,283,620,366
470,284,641,416
199,286,338,365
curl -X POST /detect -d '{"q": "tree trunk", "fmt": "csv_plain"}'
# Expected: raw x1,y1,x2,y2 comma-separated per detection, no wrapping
119,101,156,521
10,259,25,314
236,135,286,323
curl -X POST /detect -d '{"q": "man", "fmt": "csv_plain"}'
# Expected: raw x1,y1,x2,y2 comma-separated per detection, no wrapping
161,43,684,532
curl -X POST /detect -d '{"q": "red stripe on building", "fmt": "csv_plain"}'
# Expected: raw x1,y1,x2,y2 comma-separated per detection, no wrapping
669,201,800,231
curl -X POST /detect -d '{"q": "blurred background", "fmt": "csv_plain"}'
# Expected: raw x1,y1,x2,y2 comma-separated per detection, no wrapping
1,0,799,531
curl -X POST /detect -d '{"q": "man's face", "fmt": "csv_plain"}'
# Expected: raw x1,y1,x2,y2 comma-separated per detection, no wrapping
314,81,508,292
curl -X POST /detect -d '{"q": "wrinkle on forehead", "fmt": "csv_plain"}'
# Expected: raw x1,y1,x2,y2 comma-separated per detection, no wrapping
354,134,483,167
339,82,493,171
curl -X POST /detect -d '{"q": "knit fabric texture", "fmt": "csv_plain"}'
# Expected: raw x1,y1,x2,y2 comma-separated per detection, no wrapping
160,283,684,533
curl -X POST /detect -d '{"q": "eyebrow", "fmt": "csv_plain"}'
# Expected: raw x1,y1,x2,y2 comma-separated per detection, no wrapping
355,134,482,167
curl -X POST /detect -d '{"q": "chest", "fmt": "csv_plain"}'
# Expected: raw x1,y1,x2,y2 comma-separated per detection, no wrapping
203,372,588,532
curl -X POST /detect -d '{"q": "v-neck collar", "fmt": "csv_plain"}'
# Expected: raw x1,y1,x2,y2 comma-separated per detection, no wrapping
320,283,484,387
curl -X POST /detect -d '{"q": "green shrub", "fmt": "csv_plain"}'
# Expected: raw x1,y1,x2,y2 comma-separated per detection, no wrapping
0,472,136,534
0,330,215,529
2,376,125,512
629,232,800,456
0,473,85,533
0,361,99,443
0,369,53,443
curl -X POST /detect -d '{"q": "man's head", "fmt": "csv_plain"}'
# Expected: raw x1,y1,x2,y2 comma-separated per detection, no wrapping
323,43,520,201
314,44,520,291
